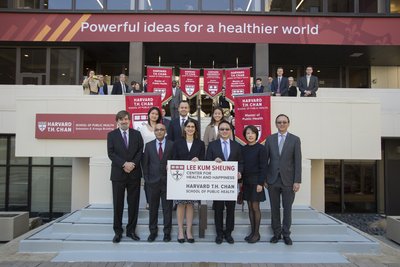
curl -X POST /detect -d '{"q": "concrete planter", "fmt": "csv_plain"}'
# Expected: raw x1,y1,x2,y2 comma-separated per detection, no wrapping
0,212,29,241
386,216,400,244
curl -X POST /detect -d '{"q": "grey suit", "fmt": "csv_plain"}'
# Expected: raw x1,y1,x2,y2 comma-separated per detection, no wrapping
298,75,318,97
265,132,301,238
169,87,182,119
142,138,174,235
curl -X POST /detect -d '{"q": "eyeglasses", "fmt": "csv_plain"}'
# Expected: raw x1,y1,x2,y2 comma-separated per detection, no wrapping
154,129,165,132
276,121,288,125
186,125,195,128
219,128,231,131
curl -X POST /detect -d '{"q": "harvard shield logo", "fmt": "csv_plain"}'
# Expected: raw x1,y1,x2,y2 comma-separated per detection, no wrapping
208,85,217,96
185,85,195,96
170,164,185,181
154,88,166,101
37,121,47,132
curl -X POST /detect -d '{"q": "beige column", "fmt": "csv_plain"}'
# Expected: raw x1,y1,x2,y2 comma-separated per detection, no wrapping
128,42,144,85
311,159,325,212
254,43,269,85
71,158,89,211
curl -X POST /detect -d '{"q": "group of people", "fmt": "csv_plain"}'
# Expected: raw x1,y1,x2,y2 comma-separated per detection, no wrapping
254,66,319,97
82,72,147,95
107,100,302,246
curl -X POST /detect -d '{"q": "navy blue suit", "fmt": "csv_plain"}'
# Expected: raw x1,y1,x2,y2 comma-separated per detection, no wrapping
271,76,289,96
111,82,131,95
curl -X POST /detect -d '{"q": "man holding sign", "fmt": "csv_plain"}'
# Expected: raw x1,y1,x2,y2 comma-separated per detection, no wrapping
206,120,243,244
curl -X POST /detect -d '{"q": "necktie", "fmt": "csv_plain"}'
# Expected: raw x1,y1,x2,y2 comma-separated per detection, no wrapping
277,77,281,93
181,118,185,128
122,82,125,94
278,134,285,155
223,141,228,160
158,142,163,160
123,131,128,148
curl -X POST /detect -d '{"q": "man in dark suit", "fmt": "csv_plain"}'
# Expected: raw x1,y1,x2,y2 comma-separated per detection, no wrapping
107,110,144,243
142,123,174,242
298,66,319,97
98,75,108,95
167,100,197,142
271,67,289,96
169,80,182,119
264,114,302,246
206,120,243,244
111,74,131,95
252,78,265,94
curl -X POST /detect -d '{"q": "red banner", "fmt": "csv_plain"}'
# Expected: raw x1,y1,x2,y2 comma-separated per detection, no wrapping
35,114,116,139
234,95,271,145
146,66,173,105
0,13,399,45
203,69,223,98
180,68,200,99
225,68,251,103
125,93,162,130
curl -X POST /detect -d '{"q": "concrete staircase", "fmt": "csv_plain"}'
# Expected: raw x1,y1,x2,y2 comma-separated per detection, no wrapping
19,203,379,263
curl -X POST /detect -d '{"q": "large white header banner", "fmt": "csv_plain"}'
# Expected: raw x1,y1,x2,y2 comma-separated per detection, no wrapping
167,160,238,201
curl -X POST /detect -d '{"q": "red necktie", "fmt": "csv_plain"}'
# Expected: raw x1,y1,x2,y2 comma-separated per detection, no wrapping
158,142,163,160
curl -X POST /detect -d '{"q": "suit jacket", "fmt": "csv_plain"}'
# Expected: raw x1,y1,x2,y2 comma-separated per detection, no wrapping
161,117,171,132
111,82,131,95
252,85,266,94
170,87,182,108
142,139,174,183
271,76,289,96
172,138,205,161
167,117,198,142
298,75,318,97
206,139,244,174
264,132,302,186
107,128,144,182
99,82,108,95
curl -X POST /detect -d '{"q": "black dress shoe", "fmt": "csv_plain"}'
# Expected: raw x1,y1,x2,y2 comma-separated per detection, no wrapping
177,238,185,243
112,234,122,243
244,233,253,242
224,234,234,244
215,235,223,244
127,233,140,241
283,236,293,245
247,234,260,244
147,233,157,242
270,235,281,243
187,237,195,243
163,234,171,242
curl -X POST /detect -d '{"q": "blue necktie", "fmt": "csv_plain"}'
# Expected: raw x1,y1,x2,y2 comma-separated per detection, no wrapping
223,141,228,160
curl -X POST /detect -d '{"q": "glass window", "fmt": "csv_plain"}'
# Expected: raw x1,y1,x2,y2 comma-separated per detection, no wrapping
108,0,135,10
314,67,340,87
9,166,29,211
0,136,7,164
202,0,230,11
359,0,377,13
325,160,341,213
296,0,322,12
327,0,353,12
390,0,400,13
31,167,50,213
0,167,5,210
53,157,72,166
52,167,72,213
343,161,377,213
44,0,72,9
234,0,261,11
0,1,8,8
14,0,40,9
266,0,292,12
10,137,29,165
171,0,198,10
32,157,51,165
0,48,16,84
21,48,46,73
50,48,77,85
76,0,105,10
138,0,166,10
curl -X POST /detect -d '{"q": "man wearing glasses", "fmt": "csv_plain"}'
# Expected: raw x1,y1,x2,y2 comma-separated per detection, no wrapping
142,123,174,242
206,120,243,244
264,114,302,245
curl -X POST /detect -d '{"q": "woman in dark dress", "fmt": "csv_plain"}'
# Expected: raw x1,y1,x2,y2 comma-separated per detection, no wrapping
241,125,267,243
172,118,205,243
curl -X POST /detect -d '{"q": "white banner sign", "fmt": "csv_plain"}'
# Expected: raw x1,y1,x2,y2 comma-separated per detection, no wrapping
167,160,238,201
